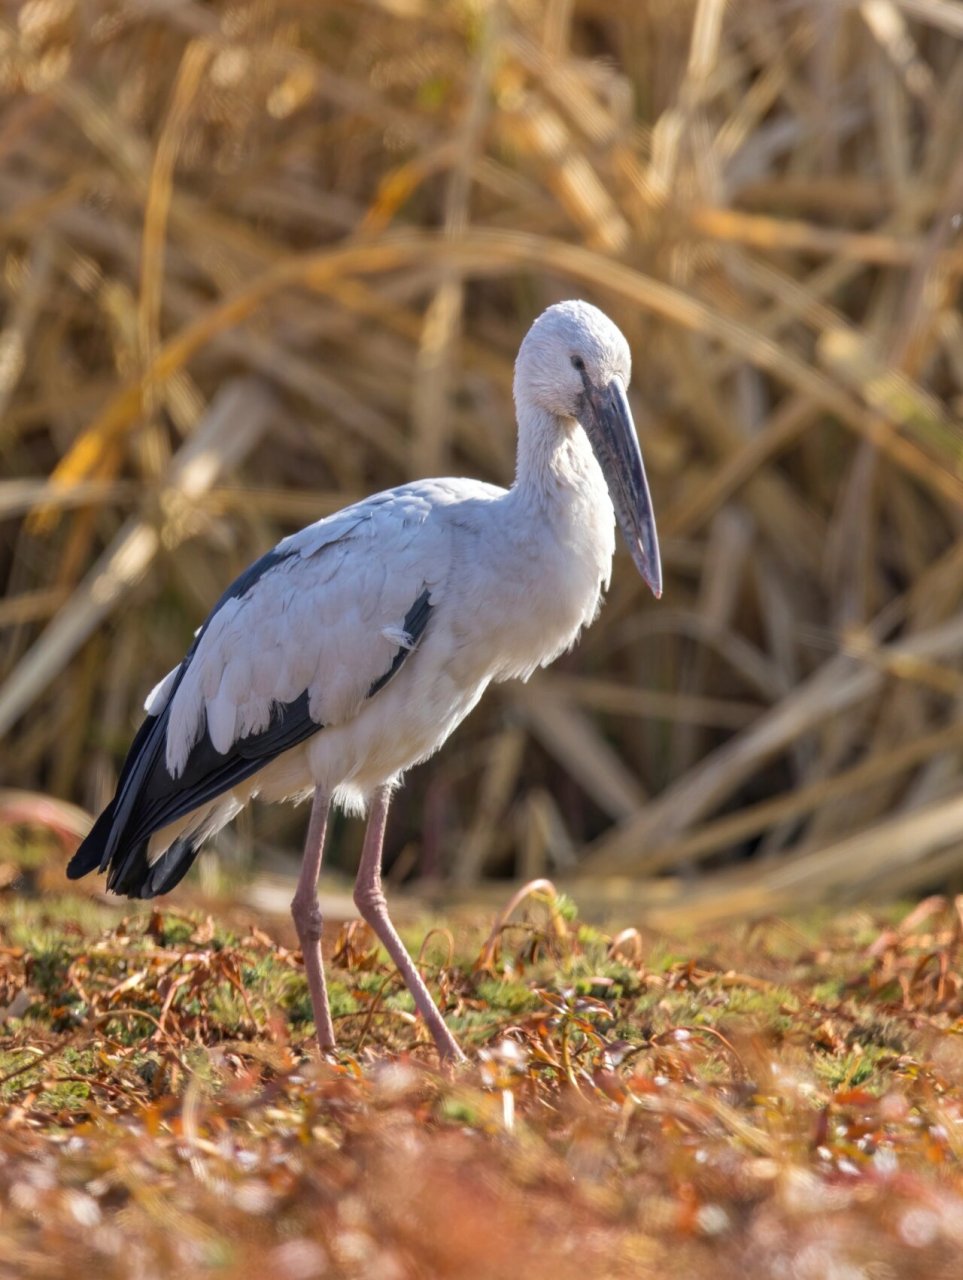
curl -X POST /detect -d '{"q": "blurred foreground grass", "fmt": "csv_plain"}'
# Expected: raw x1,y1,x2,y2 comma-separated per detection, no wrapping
4,1,963,907
2,875,963,1278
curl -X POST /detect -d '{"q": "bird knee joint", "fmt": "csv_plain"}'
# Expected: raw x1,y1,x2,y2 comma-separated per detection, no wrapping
353,885,386,920
291,896,324,941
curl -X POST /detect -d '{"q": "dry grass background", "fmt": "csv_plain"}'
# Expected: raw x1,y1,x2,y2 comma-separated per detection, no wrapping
3,0,963,918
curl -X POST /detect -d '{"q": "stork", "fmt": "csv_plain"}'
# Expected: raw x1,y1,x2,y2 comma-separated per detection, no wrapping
68,300,662,1065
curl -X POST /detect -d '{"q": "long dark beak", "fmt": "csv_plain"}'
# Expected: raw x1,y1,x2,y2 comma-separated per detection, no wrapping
580,376,662,598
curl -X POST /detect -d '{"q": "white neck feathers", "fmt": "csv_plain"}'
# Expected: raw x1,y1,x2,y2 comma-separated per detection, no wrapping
512,403,603,508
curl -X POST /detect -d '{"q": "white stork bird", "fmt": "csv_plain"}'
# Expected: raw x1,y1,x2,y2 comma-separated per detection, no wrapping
68,300,662,1064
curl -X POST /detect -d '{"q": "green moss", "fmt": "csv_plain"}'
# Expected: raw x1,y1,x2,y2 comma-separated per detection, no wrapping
206,984,250,1036
25,944,77,1002
33,1077,92,1111
813,1043,891,1091
474,976,538,1015
282,972,357,1030
439,1094,482,1126
383,987,415,1014
810,977,849,1003
563,956,642,1001
327,981,359,1020
720,985,800,1034
645,945,691,974
2,894,131,944
154,917,196,947
554,894,579,924
353,969,399,997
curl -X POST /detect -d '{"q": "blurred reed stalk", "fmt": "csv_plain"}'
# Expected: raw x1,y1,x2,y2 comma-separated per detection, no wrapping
2,0,963,916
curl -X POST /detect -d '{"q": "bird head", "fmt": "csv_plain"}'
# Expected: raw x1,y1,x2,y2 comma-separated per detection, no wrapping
515,300,662,599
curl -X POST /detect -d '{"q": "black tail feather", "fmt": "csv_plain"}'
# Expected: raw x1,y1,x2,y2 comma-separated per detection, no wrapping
100,832,202,899
140,837,202,898
67,801,118,880
69,809,204,900
67,716,208,898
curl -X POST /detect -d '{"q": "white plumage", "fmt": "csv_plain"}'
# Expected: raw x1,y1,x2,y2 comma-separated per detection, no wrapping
69,299,662,1064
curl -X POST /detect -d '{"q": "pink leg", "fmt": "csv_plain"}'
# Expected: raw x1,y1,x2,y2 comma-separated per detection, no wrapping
354,785,465,1064
291,788,336,1053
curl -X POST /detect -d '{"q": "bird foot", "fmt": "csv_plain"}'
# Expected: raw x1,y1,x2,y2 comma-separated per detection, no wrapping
427,1021,467,1071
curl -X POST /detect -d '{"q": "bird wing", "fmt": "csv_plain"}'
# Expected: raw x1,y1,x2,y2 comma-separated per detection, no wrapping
69,486,451,891
165,489,446,776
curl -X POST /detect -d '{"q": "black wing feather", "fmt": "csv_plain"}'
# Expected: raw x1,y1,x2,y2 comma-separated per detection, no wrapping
367,589,432,697
75,545,302,877
68,587,433,898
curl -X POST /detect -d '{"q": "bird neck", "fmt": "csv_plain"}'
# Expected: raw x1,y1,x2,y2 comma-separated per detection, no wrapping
512,403,605,509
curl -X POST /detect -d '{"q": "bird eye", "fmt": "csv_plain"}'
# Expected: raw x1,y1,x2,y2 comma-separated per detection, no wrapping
570,355,586,372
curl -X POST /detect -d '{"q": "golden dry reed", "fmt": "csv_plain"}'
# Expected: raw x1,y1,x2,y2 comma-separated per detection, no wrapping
2,0,963,917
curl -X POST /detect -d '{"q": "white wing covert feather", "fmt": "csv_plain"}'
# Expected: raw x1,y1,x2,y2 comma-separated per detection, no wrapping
163,488,451,778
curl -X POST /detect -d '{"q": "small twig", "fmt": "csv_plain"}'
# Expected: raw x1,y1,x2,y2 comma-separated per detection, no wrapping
417,927,455,969
475,878,560,972
354,972,407,1055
